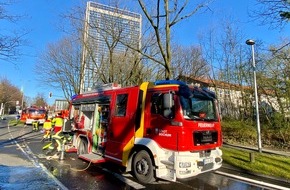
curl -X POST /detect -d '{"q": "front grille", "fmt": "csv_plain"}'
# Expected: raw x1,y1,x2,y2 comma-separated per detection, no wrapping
193,131,218,146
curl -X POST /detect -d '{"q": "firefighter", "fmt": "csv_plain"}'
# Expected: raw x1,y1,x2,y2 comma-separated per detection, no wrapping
44,128,73,158
32,120,39,132
44,113,71,158
43,130,63,156
42,117,53,141
52,113,63,133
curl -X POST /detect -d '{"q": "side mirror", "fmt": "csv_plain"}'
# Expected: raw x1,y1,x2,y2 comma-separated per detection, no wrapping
163,93,174,109
163,93,174,118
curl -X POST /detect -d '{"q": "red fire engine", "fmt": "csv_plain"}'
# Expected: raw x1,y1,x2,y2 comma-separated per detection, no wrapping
66,80,222,183
21,106,47,124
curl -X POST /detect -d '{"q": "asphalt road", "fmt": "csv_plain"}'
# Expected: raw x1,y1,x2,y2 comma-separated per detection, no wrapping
1,116,290,190
0,117,66,190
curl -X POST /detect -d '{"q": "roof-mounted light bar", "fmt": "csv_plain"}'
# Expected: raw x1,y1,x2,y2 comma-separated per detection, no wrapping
154,80,187,86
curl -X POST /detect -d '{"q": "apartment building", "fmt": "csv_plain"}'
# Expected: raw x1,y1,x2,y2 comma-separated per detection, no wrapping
80,2,142,93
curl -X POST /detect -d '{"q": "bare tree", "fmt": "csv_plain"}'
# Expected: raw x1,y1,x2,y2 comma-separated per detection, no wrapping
259,42,290,125
84,13,131,84
171,44,210,79
98,50,152,86
251,0,290,28
0,78,22,113
134,0,213,80
35,1,151,97
250,0,290,53
32,93,48,108
36,0,213,96
80,2,153,89
35,37,83,101
0,1,27,61
199,18,257,120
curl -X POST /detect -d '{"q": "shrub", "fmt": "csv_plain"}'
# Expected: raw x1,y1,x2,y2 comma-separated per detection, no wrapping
222,119,290,150
222,120,256,145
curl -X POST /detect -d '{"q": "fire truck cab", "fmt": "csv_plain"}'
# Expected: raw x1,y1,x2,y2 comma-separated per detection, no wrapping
67,80,222,183
22,106,47,124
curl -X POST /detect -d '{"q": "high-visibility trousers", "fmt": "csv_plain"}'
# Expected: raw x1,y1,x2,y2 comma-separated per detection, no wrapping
54,126,62,133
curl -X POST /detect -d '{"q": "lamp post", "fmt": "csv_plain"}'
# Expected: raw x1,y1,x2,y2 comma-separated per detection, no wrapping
246,39,262,153
21,86,24,110
20,80,31,111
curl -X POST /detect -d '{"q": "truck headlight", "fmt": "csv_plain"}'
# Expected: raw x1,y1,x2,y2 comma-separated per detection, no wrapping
179,162,191,168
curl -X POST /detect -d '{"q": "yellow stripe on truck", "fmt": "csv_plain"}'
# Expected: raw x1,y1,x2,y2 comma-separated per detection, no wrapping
135,82,149,138
122,82,149,166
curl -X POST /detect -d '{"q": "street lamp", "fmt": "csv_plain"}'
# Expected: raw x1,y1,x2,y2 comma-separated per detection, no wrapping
246,39,262,153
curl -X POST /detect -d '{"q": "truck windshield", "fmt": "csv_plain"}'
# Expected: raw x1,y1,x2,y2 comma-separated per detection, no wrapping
28,109,46,115
180,96,217,121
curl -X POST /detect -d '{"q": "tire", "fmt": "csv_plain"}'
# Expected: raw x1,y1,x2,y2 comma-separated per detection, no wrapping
78,139,88,155
133,150,155,184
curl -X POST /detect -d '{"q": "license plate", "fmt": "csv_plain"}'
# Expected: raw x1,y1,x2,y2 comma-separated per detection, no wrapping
202,134,212,142
203,157,213,165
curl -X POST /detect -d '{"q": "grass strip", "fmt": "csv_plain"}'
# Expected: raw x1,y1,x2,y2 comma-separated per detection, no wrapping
8,119,25,126
221,147,290,180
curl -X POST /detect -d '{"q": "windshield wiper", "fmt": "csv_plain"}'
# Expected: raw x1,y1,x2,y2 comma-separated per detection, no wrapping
203,118,217,121
184,115,217,121
183,115,201,120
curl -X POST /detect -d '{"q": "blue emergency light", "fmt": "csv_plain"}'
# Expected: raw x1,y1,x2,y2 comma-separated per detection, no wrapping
154,80,187,86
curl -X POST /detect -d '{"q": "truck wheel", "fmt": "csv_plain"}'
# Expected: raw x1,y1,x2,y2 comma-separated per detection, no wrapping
78,139,88,155
133,150,155,184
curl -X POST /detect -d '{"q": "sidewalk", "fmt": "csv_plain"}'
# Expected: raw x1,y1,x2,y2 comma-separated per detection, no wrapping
0,118,66,190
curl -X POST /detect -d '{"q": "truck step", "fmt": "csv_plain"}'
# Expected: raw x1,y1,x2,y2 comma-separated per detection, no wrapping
65,147,77,153
79,153,106,164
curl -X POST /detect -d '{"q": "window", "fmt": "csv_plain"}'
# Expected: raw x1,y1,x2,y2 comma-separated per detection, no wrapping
180,96,217,121
115,94,128,116
28,109,36,114
151,93,163,114
150,92,175,118
38,109,46,114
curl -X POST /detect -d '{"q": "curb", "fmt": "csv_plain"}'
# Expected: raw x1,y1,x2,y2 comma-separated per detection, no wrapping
221,143,290,188
215,170,290,190
223,142,290,157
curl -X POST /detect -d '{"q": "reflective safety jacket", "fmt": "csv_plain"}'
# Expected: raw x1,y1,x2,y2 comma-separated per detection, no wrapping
52,117,63,127
43,120,52,130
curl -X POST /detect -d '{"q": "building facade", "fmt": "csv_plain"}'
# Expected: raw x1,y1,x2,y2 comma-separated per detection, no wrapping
81,2,142,93
177,75,290,120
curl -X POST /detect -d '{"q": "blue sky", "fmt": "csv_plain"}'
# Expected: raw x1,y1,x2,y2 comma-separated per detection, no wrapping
0,0,289,105
1,0,81,105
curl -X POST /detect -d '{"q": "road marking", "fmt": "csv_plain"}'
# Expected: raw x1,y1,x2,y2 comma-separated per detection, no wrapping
215,171,289,190
7,124,68,190
7,122,144,189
